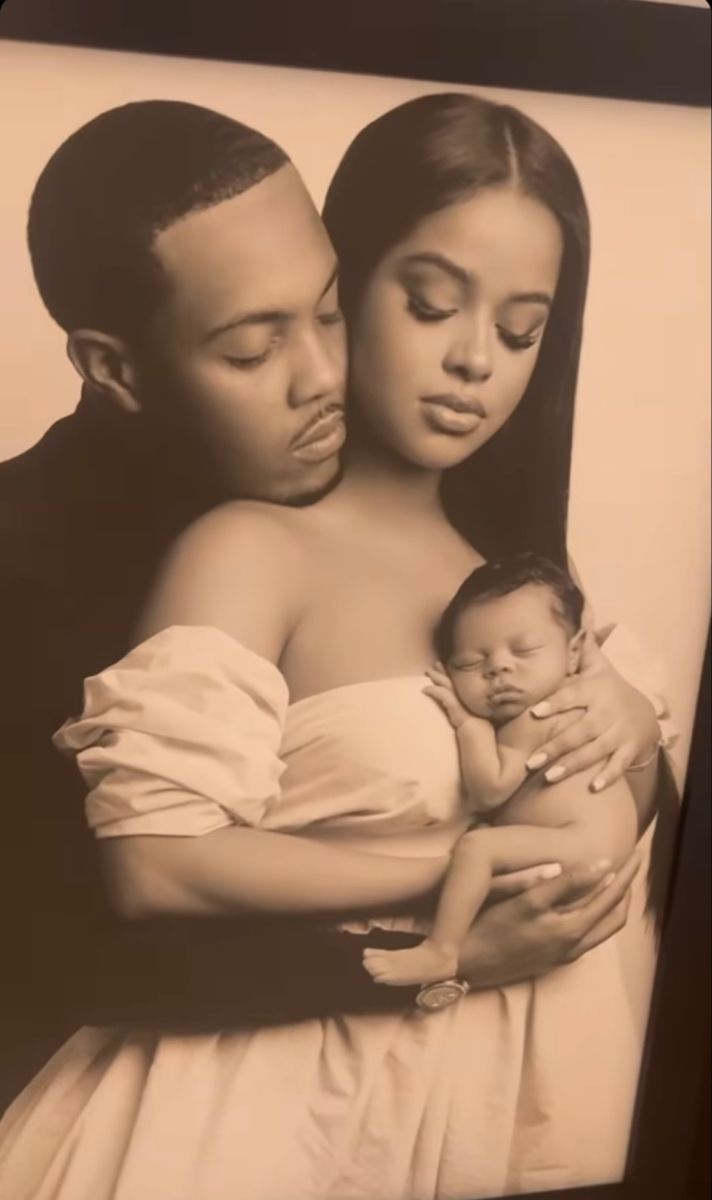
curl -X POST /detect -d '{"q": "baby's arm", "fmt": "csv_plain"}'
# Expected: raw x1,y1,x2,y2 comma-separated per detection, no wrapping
457,720,528,812
424,666,527,813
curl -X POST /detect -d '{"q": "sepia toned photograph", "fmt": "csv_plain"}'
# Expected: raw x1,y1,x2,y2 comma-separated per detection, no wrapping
0,20,709,1200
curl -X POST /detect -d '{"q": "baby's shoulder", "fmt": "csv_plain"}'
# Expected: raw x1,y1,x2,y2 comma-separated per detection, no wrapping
497,707,578,754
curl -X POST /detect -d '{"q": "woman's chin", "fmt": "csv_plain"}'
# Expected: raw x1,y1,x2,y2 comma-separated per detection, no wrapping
394,432,486,472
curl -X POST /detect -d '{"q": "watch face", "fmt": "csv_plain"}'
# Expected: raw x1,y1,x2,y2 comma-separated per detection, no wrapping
415,981,467,1012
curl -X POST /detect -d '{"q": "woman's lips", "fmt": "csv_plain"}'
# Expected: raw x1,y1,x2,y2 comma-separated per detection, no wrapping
421,394,485,436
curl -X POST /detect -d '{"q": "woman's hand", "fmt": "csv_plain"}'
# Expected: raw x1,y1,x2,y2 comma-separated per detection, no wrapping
459,855,641,988
525,634,660,792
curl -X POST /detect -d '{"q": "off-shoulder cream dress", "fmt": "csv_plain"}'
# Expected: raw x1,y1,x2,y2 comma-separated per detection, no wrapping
0,627,646,1200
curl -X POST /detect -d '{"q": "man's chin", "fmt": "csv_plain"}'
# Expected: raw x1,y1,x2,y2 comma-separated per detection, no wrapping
281,459,344,507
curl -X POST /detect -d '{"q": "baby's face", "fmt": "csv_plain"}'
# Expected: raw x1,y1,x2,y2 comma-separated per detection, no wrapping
447,584,580,725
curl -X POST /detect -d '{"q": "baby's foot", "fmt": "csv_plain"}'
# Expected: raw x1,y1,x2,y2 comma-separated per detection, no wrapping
362,941,458,987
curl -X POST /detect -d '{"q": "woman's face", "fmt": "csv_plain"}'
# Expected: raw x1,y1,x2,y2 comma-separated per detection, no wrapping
348,185,563,470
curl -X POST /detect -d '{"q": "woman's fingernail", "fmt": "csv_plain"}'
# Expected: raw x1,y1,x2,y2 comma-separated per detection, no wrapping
601,872,616,888
540,864,563,879
532,701,551,717
527,752,548,769
545,765,565,782
590,858,612,875
591,777,605,792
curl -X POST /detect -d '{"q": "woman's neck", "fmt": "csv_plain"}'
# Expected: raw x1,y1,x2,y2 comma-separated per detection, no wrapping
335,429,443,521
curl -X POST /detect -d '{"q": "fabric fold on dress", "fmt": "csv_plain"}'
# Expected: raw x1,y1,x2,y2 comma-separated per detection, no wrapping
53,626,289,838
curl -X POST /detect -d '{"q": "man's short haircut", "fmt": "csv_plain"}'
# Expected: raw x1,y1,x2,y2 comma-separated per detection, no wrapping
435,552,585,662
28,100,290,338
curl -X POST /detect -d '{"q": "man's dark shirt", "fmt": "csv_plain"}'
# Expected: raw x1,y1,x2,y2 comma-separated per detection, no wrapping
0,392,418,1109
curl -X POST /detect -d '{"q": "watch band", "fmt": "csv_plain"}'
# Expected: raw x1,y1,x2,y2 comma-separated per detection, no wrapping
415,978,470,1012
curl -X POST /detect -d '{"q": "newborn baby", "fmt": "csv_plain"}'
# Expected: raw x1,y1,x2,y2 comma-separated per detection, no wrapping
363,553,638,987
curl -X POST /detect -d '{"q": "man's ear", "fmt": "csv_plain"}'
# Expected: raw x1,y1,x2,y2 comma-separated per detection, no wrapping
567,628,586,674
67,330,142,414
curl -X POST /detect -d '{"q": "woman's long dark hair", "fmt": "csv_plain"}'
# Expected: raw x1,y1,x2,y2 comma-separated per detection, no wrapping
323,92,590,567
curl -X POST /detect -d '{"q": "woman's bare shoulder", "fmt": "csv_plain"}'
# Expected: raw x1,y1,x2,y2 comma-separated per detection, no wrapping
136,501,311,660
176,499,310,561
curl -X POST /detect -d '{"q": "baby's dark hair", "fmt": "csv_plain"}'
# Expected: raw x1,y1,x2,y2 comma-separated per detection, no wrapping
435,552,584,662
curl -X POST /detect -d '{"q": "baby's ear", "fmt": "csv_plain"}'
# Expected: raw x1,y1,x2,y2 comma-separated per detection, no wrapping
567,629,586,674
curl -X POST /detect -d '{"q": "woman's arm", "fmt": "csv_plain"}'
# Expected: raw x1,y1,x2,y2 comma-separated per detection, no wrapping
106,503,451,919
100,827,448,919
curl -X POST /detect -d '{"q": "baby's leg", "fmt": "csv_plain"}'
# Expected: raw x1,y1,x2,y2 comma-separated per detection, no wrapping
363,791,636,987
364,824,595,986
364,831,495,986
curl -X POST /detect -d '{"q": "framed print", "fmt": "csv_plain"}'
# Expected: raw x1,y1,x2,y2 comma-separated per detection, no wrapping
0,3,709,1199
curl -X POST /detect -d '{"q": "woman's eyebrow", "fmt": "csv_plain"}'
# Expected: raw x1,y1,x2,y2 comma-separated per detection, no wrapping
506,291,552,307
400,252,471,287
401,254,553,309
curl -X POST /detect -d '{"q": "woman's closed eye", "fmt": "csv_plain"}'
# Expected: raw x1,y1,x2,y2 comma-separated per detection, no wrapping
406,293,458,323
497,324,544,352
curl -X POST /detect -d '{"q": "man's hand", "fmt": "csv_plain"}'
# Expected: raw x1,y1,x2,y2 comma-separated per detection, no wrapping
526,635,660,792
460,855,641,988
487,862,563,900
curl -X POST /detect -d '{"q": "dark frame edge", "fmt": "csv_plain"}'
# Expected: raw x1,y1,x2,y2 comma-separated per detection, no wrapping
0,0,710,108
0,2,709,1197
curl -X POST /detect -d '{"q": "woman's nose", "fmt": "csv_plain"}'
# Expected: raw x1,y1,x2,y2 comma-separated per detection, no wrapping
443,317,493,384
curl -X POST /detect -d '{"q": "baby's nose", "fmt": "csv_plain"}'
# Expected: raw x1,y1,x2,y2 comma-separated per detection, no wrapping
484,656,514,678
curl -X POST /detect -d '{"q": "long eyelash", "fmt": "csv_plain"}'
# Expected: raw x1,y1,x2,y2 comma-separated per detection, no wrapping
407,295,456,323
318,310,344,326
498,327,541,352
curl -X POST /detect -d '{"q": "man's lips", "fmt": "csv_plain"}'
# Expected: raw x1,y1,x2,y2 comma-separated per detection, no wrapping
291,407,346,463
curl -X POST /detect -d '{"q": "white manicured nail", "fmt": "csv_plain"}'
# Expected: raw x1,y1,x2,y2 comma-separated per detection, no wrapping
540,864,563,879
527,752,548,769
545,765,565,782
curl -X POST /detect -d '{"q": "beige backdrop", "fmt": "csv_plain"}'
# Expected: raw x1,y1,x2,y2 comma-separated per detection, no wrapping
0,40,709,787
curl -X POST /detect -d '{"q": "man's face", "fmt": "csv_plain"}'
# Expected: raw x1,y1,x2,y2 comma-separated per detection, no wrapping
137,165,347,503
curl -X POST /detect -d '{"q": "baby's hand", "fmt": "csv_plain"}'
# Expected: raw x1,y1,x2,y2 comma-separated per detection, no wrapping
424,663,472,730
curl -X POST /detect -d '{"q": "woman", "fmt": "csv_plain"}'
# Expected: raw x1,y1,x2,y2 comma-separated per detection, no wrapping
0,94,662,1199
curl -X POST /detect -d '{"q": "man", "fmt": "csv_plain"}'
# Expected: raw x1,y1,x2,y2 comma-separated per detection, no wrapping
0,100,632,1108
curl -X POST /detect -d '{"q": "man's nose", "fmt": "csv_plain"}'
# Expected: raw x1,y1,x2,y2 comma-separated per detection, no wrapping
288,323,346,409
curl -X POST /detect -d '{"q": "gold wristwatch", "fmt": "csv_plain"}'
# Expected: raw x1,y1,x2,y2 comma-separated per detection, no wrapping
415,978,470,1012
